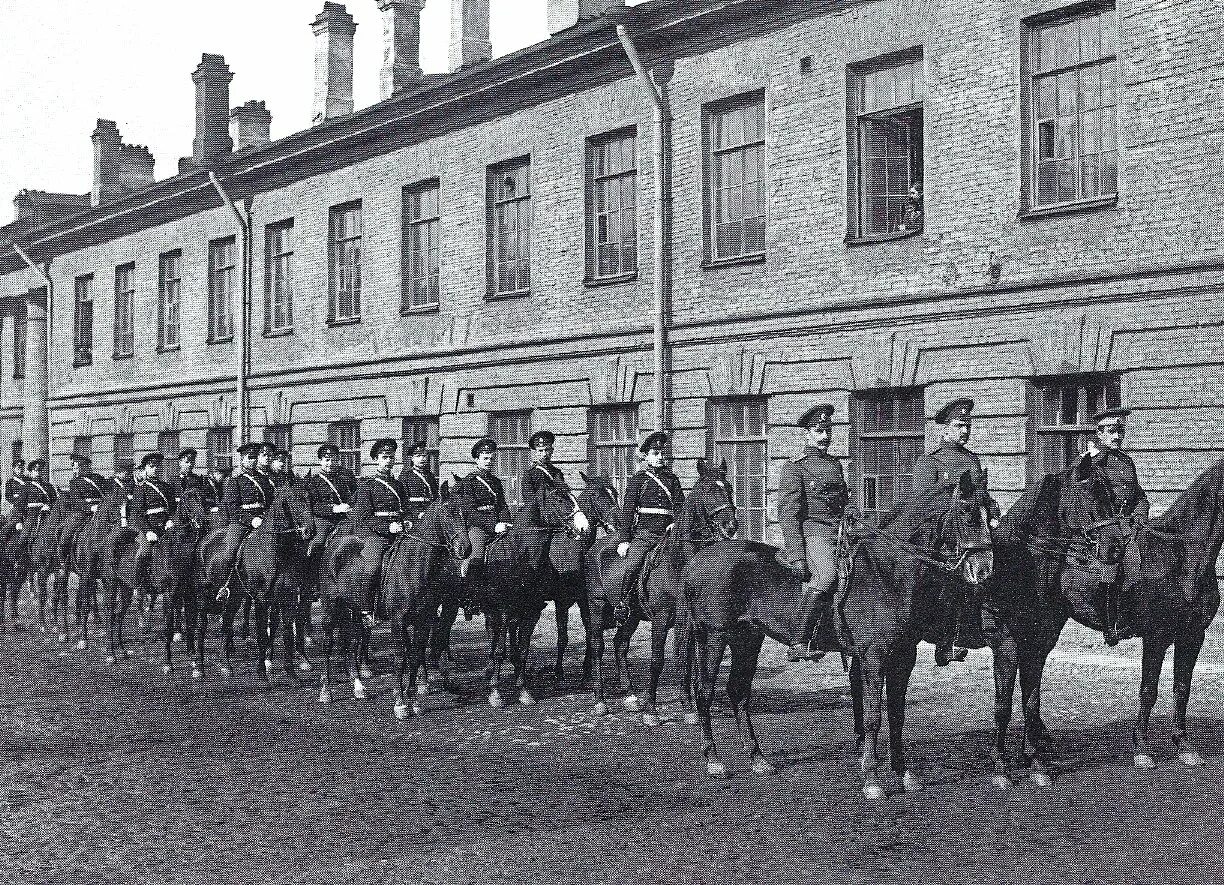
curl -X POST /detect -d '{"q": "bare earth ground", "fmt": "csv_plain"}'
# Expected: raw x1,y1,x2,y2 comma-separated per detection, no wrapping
0,597,1221,885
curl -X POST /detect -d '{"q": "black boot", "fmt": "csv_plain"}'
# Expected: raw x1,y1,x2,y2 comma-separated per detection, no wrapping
786,586,830,663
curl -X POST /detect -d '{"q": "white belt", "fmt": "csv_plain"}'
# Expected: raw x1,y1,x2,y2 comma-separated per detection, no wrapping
408,497,430,503
374,510,402,517
636,507,672,516
474,505,494,512
241,503,263,510
208,506,220,513
146,507,166,515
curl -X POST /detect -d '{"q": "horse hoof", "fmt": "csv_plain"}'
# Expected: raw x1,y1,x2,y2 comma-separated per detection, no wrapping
902,771,924,792
683,712,700,726
353,679,368,700
862,784,886,800
1133,754,1157,770
359,666,375,680
219,667,232,678
172,632,183,643
263,659,274,673
74,639,86,651
752,757,779,776
641,713,662,728
489,691,505,709
303,636,314,648
104,655,116,666
1030,769,1055,787
706,759,729,778
394,703,411,720
191,668,202,681
991,774,1013,790
319,687,333,704
412,702,423,717
518,689,537,707
593,701,609,717
161,665,172,676
297,660,314,674
622,695,642,712
125,649,136,658
1179,750,1206,767
416,682,429,697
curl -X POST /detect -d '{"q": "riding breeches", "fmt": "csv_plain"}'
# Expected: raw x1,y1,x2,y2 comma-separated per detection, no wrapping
59,510,91,561
618,533,663,604
461,526,494,579
801,522,839,597
347,535,391,612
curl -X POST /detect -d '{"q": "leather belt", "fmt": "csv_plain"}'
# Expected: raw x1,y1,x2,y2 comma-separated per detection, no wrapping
636,507,672,516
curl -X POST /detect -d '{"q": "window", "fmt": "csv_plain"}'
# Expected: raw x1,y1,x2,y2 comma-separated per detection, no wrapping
588,406,638,500
263,424,291,456
852,389,925,524
587,130,637,280
489,411,532,507
11,440,22,468
207,427,233,472
73,274,94,367
487,157,532,297
114,263,135,358
328,420,361,473
708,399,768,540
849,52,925,239
157,431,179,483
402,417,440,475
13,299,26,379
329,202,362,323
402,181,441,312
1031,374,1121,480
1026,5,1118,208
112,433,133,471
158,250,181,350
265,221,294,334
208,237,236,343
706,94,767,262
73,436,92,461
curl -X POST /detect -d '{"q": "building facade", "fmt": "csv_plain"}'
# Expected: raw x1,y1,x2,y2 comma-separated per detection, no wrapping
1,0,1221,543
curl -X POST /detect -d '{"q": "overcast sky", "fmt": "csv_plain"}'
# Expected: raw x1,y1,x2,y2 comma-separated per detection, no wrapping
0,0,638,224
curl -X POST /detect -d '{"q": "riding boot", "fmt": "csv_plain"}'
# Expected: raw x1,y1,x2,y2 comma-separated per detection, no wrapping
613,572,634,626
786,584,829,663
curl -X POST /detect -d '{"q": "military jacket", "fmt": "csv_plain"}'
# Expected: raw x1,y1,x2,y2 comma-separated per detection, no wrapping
352,473,407,539
173,471,205,506
1088,447,1149,519
455,469,512,530
5,476,26,510
202,477,224,512
15,480,56,519
305,470,356,525
778,448,848,555
221,469,276,527
402,466,439,518
911,442,1001,521
130,477,177,535
68,472,109,513
617,467,684,543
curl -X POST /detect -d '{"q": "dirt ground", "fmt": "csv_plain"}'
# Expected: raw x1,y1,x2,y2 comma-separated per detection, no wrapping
0,596,1221,885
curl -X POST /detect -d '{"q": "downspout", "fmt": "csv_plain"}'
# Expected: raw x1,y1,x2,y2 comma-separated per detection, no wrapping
208,171,250,448
9,239,51,461
617,24,670,434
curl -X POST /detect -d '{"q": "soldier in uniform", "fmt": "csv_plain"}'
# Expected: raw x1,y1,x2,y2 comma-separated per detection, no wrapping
305,443,355,557
348,439,407,616
130,453,177,580
216,442,276,590
777,404,850,662
455,438,512,582
401,440,439,524
0,457,26,543
14,458,56,546
174,448,205,506
60,453,109,563
110,459,137,529
911,398,1001,665
1085,407,1149,523
614,431,684,624
269,448,295,490
519,430,588,569
202,463,227,521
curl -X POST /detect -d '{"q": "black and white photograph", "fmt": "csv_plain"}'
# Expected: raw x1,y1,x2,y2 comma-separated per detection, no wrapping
0,1,1220,882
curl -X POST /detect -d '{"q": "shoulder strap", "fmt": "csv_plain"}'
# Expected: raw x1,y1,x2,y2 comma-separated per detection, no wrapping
318,473,342,502
475,474,498,499
371,475,403,506
643,471,674,501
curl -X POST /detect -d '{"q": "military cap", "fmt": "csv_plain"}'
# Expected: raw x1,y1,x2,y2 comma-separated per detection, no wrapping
140,453,164,469
406,440,429,456
317,443,340,459
26,458,47,472
638,431,670,454
471,437,498,458
370,438,398,459
269,448,289,461
69,453,93,467
178,448,198,461
528,430,555,449
210,463,232,476
797,403,835,430
934,398,975,425
1091,407,1131,427
236,442,262,458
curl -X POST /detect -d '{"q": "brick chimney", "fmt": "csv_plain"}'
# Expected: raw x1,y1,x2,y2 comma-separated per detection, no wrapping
231,100,272,152
192,54,234,166
313,2,357,124
449,0,491,72
547,0,625,35
13,190,90,226
376,0,425,99
91,119,155,206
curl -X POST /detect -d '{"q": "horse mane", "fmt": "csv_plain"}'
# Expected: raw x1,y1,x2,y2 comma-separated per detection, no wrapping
876,484,956,543
1153,453,1224,535
1144,453,1224,587
996,470,1065,543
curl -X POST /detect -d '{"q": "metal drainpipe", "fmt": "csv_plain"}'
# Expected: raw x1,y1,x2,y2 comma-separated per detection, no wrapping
208,171,250,448
9,239,52,460
617,24,669,434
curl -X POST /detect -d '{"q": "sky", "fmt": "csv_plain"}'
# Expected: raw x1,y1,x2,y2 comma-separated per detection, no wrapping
0,0,638,224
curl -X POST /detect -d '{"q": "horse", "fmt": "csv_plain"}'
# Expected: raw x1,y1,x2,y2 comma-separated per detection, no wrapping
681,473,993,794
582,459,737,722
193,484,315,685
72,485,131,648
27,495,77,641
0,517,30,633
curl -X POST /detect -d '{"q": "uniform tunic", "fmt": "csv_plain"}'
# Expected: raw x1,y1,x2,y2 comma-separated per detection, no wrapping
216,469,277,577
911,442,1001,521
616,466,685,594
402,466,439,522
455,468,512,567
4,476,26,514
1088,446,1149,519
130,477,177,537
348,472,408,610
519,461,577,568
60,471,110,557
15,480,57,545
777,447,848,592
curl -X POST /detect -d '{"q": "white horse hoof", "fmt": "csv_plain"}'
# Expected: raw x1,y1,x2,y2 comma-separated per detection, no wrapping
706,759,729,778
593,701,609,717
622,695,642,712
1030,769,1055,787
263,659,274,673
353,679,368,700
297,660,313,673
319,687,333,704
416,682,429,697
172,632,183,643
752,757,778,776
191,668,202,681
1133,754,1157,770
991,774,1013,790
219,667,232,678
641,713,662,728
862,784,886,800
394,703,411,720
519,689,537,707
104,655,116,666
902,771,924,792
359,666,374,680
1179,750,1206,767
489,691,505,709
125,648,136,658
412,702,423,717
74,639,86,651
683,712,700,726
161,665,172,676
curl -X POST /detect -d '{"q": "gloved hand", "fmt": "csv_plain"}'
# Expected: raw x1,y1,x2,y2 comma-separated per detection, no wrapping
988,518,1000,530
333,503,351,514
573,511,591,533
40,504,50,512
495,522,509,534
14,523,22,532
617,542,630,558
252,517,263,529
165,520,174,530
388,522,403,534
90,504,98,513
145,531,158,543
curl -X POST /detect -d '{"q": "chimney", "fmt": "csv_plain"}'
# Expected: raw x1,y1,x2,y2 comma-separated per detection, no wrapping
547,0,625,35
376,0,425,99
13,190,90,226
231,100,272,152
449,0,491,72
313,2,357,124
92,119,155,206
192,54,234,166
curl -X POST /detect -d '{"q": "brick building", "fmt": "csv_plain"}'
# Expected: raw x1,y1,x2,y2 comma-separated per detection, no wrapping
1,0,1221,543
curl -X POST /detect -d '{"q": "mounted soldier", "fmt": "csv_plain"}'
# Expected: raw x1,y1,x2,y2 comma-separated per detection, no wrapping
456,438,512,582
519,430,589,571
911,398,1001,665
401,440,439,524
173,448,205,506
0,456,26,544
1085,407,1148,525
305,443,355,557
269,448,295,490
777,403,850,662
614,431,684,624
347,438,407,618
111,459,137,529
60,453,108,563
129,453,177,583
14,458,56,547
202,463,227,523
215,442,276,594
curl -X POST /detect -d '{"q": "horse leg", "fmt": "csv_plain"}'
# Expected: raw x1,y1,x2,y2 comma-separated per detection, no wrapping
357,619,375,680
254,597,272,688
885,642,921,791
103,576,119,665
857,650,887,799
554,596,570,680
728,628,774,775
74,572,91,649
695,628,730,777
1171,626,1207,766
676,616,699,726
392,616,410,719
318,606,335,704
191,604,206,681
485,610,507,709
239,594,251,640
219,602,235,678
614,617,640,711
1017,644,1056,785
36,567,48,631
989,636,1019,789
642,616,669,727
577,595,595,683
514,609,542,706
589,605,608,715
1132,634,1172,769
850,655,865,754
429,602,459,691
53,567,70,641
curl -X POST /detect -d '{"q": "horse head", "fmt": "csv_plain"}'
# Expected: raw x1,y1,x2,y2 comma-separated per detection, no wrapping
538,486,587,539
577,472,622,533
419,484,470,562
268,484,316,543
932,471,995,585
689,458,739,541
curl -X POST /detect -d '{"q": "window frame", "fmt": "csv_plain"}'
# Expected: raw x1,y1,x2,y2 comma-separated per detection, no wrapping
587,405,639,501
849,388,926,524
262,424,291,457
585,128,639,284
207,427,234,473
158,249,182,352
263,220,295,336
703,91,768,266
157,430,180,484
328,201,363,325
402,180,442,313
112,433,134,472
328,419,362,473
73,273,94,367
72,435,93,462
1027,373,1122,483
113,262,135,359
402,417,441,476
207,236,236,344
489,410,533,507
706,397,769,541
486,156,533,299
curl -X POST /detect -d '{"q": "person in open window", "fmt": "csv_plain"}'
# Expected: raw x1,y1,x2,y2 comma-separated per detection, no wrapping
899,183,924,233
456,438,511,582
615,432,684,624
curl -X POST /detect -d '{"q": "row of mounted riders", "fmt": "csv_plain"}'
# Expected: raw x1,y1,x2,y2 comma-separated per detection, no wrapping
0,435,1221,798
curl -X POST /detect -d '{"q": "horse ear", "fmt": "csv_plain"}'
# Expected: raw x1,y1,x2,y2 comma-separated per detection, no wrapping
440,480,450,501
697,458,708,476
719,458,728,473
579,471,590,484
1073,452,1094,482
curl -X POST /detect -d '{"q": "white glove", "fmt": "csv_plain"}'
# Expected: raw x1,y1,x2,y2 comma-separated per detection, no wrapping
495,522,510,534
388,522,403,535
332,504,350,515
40,504,50,512
145,531,158,543
14,523,22,532
90,504,98,513
617,542,630,558
165,520,174,530
573,511,590,533
988,518,999,530
251,516,263,529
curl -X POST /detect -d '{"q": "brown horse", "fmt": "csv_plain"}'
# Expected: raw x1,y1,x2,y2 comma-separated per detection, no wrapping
28,495,77,641
0,517,30,633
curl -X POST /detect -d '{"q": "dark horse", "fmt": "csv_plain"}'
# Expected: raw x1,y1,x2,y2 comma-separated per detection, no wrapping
681,473,993,795
28,496,78,641
983,453,1224,784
